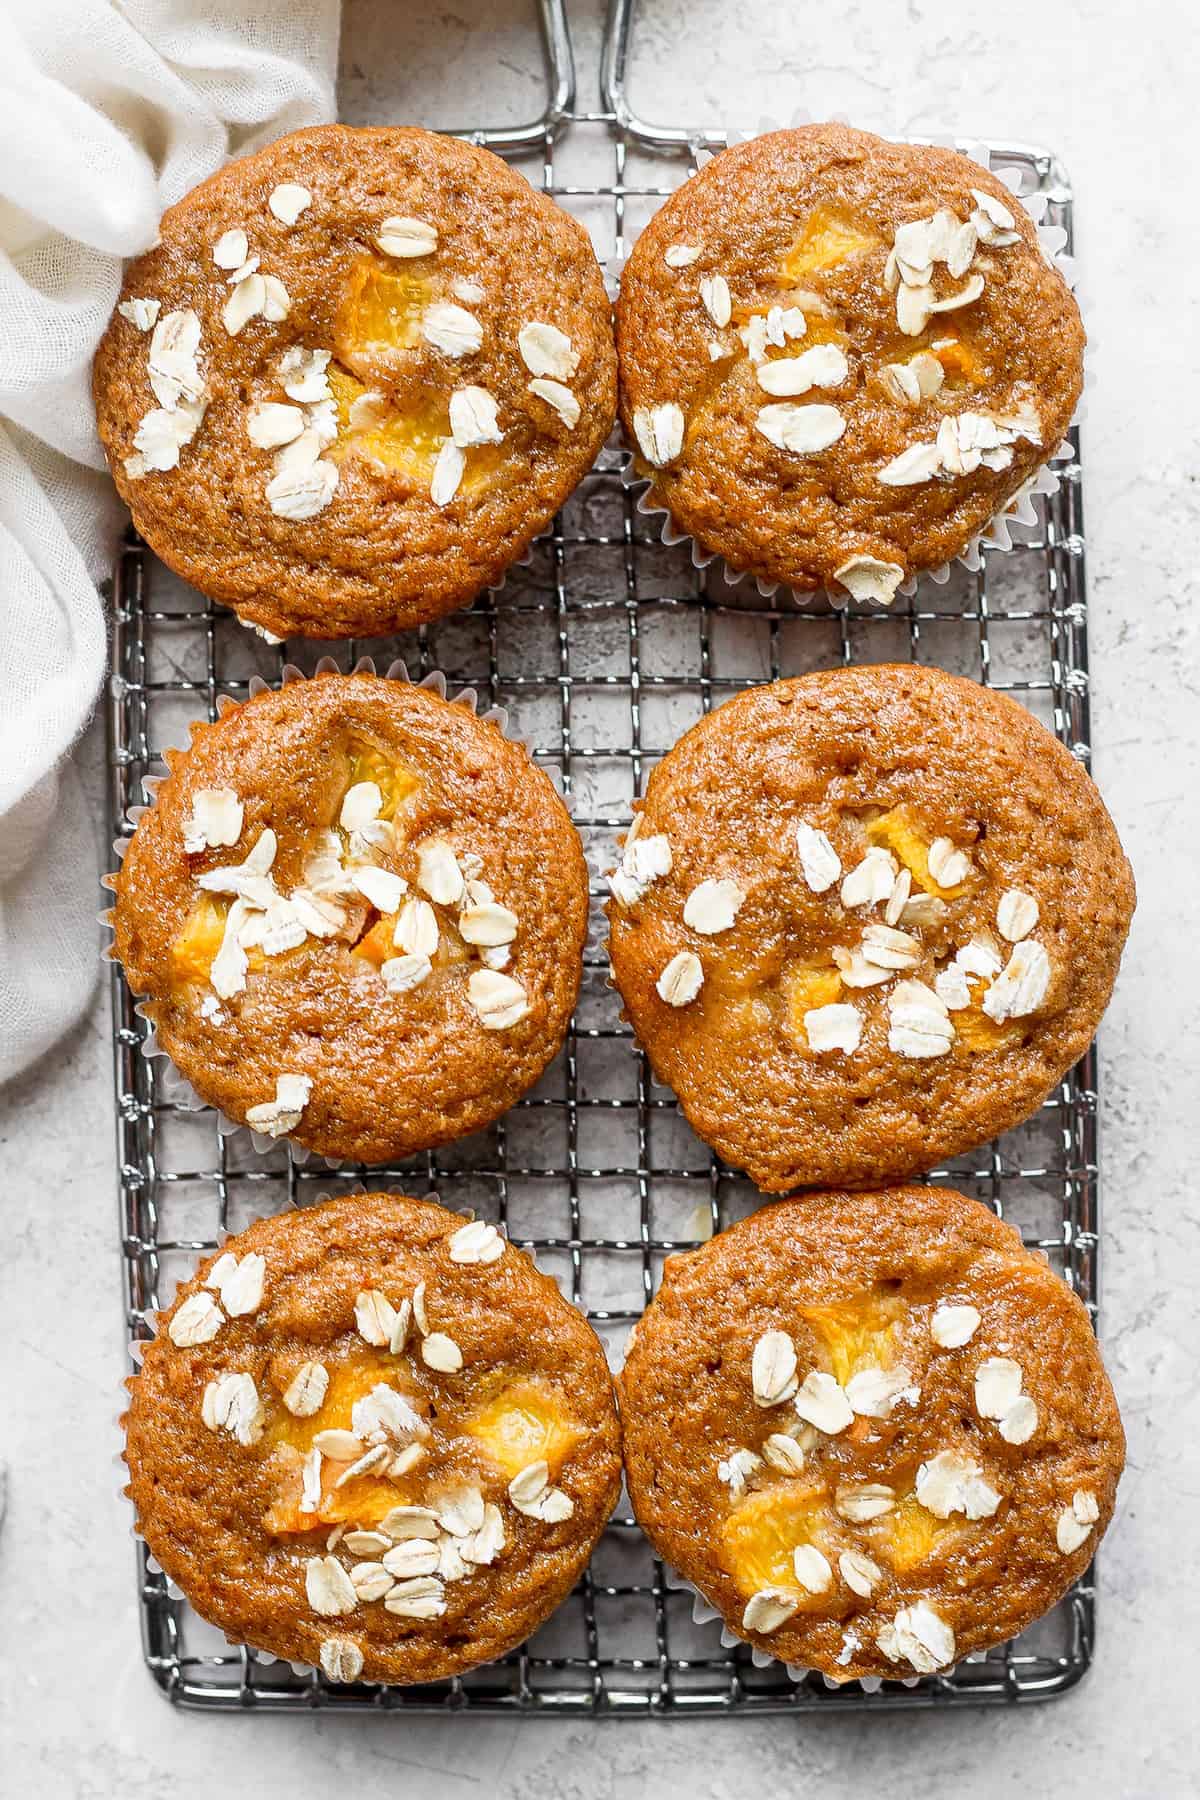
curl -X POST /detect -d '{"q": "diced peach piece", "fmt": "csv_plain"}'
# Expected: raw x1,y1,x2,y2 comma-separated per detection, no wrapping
799,1290,904,1388
932,334,986,385
780,207,880,281
781,964,843,1048
953,985,1025,1053
345,736,420,822
719,1482,834,1600
262,1356,421,1535
878,1493,955,1572
865,805,970,899
170,894,228,986
336,256,432,363
464,1381,584,1480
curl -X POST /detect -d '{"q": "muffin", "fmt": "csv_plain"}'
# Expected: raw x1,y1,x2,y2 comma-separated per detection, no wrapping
620,1185,1123,1683
110,670,588,1162
93,124,616,638
616,123,1083,603
606,665,1134,1192
124,1192,623,1684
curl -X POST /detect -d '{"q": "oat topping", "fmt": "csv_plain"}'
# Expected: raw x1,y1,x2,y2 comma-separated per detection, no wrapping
982,939,1050,1022
683,877,744,936
915,1449,1001,1520
306,1554,358,1617
376,216,438,259
166,1296,224,1353
183,787,243,854
201,1371,264,1444
740,305,807,363
887,980,955,1059
247,402,306,449
664,243,701,268
448,385,503,448
265,432,338,520
880,350,944,407
118,297,160,331
416,837,464,906
633,402,685,467
755,402,845,455
422,302,483,358
385,1575,446,1619
528,377,581,429
394,896,439,960
804,1003,862,1055
517,321,580,381
751,1330,798,1407
926,837,972,888
1055,1489,1100,1554
996,888,1039,942
835,1483,896,1522
268,183,312,226
718,1448,762,1495
793,821,841,892
861,922,922,970
879,402,1042,487
283,1360,330,1418
840,846,898,909
428,439,464,508
466,968,530,1030
206,1249,266,1317
451,276,485,305
699,273,732,328
844,1363,919,1419
754,344,848,397
762,1432,808,1475
609,814,673,905
508,1460,574,1522
458,900,519,947
656,950,703,1007
839,1550,881,1598
793,1370,854,1435
974,1355,1038,1444
792,1544,833,1593
213,228,249,270
930,1302,981,1349
742,1589,798,1634
319,1637,363,1683
448,1219,505,1265
123,308,209,479
245,1071,312,1137
834,554,906,607
876,1600,955,1672
418,1331,462,1373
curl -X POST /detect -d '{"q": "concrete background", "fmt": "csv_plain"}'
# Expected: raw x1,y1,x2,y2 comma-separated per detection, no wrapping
3,0,1198,1793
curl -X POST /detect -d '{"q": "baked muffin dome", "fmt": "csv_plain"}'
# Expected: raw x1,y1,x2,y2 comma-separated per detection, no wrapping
124,1193,623,1685
620,1186,1123,1684
616,123,1083,603
111,671,588,1162
93,124,616,638
606,665,1133,1192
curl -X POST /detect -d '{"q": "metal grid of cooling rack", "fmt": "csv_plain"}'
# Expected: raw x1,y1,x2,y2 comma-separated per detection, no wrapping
105,0,1100,1714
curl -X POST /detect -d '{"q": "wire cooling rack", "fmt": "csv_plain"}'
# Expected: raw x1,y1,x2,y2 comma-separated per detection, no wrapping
105,0,1099,1714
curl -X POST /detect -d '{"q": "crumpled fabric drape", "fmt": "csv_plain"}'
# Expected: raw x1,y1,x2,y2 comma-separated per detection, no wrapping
0,0,340,1082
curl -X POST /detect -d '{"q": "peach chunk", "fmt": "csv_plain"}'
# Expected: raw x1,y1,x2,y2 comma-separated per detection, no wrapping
780,207,880,281
464,1381,584,1480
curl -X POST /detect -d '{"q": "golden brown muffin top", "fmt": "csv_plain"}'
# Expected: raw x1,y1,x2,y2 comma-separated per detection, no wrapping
111,672,588,1163
620,1186,1123,1683
124,1192,623,1685
93,124,616,638
617,123,1084,598
606,666,1134,1191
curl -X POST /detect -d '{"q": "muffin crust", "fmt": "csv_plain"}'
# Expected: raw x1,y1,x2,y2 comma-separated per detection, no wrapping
617,123,1084,600
94,125,616,637
606,666,1134,1191
619,1186,1124,1682
112,671,589,1162
124,1193,623,1684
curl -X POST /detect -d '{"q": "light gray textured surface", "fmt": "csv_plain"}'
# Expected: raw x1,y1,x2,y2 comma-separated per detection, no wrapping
3,0,1198,1792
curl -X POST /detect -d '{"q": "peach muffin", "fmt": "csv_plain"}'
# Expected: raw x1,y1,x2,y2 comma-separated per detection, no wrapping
617,123,1083,602
110,671,588,1162
124,1193,623,1684
620,1186,1123,1683
606,666,1134,1191
93,124,616,638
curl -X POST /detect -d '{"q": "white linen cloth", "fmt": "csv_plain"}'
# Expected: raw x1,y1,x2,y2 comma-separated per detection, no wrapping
0,0,339,1082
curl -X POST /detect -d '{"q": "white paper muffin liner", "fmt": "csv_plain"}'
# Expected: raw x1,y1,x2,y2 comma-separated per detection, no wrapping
664,1565,946,1693
610,113,1087,612
101,654,532,1166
